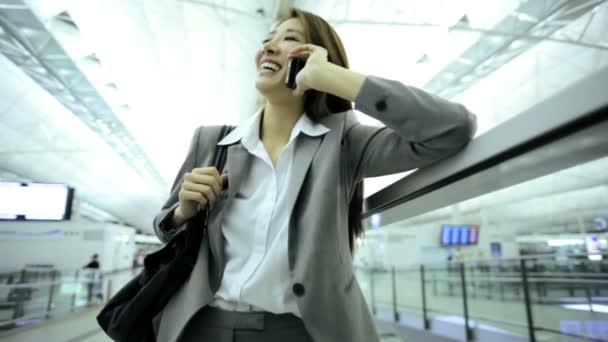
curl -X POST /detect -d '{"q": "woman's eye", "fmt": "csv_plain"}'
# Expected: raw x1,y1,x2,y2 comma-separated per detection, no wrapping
262,36,299,44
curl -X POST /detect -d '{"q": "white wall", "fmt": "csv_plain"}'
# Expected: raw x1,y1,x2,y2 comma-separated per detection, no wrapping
0,220,135,272
102,224,137,271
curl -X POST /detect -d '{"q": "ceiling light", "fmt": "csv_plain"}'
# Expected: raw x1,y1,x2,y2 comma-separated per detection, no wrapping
517,13,539,23
457,57,473,65
509,40,523,49
489,36,503,44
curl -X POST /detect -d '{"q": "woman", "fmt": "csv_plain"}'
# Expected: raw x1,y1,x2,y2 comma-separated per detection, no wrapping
153,8,476,342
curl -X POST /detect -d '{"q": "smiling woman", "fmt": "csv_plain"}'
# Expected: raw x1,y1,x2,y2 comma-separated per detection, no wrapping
150,7,476,342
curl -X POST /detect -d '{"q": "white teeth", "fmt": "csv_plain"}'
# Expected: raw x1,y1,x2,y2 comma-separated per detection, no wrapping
261,61,281,72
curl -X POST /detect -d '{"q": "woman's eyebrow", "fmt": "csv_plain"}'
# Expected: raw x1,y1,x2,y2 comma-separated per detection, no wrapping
267,29,305,36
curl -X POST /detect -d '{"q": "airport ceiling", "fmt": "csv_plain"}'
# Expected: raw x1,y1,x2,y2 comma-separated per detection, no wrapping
0,0,607,231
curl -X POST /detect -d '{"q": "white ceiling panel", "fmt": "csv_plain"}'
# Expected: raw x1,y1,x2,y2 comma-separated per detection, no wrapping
2,0,607,233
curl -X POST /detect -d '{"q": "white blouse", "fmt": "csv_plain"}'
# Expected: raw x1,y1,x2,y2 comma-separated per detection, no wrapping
209,110,330,316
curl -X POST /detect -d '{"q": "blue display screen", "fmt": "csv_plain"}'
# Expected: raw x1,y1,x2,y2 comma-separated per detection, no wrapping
441,224,479,246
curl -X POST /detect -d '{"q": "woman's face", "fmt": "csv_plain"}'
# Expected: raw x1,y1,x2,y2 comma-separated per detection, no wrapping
255,18,306,94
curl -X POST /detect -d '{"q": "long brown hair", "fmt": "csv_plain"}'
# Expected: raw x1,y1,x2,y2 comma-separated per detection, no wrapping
278,8,364,254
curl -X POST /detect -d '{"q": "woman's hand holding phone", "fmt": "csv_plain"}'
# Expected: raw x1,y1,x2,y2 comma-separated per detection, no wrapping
174,167,227,225
287,44,329,96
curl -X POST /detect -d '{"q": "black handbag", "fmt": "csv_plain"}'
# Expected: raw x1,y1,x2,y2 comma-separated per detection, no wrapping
97,125,234,341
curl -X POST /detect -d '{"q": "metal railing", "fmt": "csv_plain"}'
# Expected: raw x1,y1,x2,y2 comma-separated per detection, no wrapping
0,266,141,331
356,254,608,342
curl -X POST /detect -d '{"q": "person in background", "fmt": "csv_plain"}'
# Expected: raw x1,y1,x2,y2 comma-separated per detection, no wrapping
83,254,100,305
83,254,100,269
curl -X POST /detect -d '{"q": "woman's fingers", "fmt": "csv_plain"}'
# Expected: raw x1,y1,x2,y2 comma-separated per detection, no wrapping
183,175,220,206
178,167,230,213
192,167,221,183
184,173,222,195
180,189,207,207
184,183,217,207
288,44,315,57
288,44,327,60
288,49,311,60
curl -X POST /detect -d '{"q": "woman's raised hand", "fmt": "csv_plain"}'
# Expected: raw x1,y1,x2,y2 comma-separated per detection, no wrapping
287,44,329,97
175,167,227,221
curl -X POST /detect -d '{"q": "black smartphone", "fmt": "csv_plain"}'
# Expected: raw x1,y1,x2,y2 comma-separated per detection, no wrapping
285,58,305,89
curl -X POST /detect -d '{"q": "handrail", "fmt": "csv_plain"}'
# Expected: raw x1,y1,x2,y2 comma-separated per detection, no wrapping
418,276,608,285
0,266,142,331
393,301,595,338
355,252,608,271
362,67,608,225
375,300,605,341
360,258,607,342
0,267,141,289
0,266,140,278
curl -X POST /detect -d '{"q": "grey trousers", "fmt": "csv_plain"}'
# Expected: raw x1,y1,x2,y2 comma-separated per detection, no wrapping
177,306,315,342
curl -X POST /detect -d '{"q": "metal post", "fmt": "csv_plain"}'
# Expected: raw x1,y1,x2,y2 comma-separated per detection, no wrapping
391,266,399,322
499,280,505,301
585,284,594,313
471,266,476,299
447,264,454,297
106,279,113,304
459,263,473,341
370,268,376,315
520,259,536,342
487,267,493,300
45,270,57,319
420,265,430,330
70,270,79,312
432,270,438,296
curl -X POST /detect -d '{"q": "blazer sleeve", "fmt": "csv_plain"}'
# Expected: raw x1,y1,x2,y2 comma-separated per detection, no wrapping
344,76,477,182
153,126,202,243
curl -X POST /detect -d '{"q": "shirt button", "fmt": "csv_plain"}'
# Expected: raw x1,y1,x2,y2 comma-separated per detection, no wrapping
292,283,305,297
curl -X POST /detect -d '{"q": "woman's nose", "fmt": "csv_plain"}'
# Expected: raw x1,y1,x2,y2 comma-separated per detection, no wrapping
263,41,278,55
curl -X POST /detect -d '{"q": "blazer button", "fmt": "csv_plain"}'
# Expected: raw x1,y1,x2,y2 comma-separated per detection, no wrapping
292,283,305,297
375,99,387,111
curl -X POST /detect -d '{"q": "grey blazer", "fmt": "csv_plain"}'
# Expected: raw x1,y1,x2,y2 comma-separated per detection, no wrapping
152,76,476,342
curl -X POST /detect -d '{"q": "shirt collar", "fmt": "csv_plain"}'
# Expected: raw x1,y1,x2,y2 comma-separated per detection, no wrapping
217,109,330,146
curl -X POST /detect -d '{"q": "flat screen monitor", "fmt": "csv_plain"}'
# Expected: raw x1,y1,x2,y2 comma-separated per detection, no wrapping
441,224,479,246
0,182,74,221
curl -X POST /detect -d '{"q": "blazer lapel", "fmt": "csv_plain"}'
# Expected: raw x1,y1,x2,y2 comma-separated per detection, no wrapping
284,134,323,269
286,135,323,209
207,144,250,290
